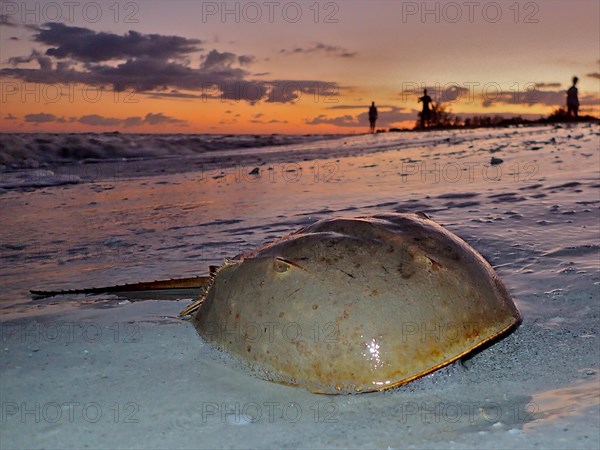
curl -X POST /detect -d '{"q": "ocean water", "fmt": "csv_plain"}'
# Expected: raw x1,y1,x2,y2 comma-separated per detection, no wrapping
0,124,598,449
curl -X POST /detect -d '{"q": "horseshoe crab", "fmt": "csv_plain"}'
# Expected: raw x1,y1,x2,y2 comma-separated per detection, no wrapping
32,212,521,394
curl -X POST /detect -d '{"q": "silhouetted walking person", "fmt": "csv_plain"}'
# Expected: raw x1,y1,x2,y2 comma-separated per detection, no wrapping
368,101,378,133
567,76,579,118
418,89,433,128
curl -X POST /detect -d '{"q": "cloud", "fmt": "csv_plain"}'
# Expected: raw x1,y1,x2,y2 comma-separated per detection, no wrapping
266,79,340,103
201,49,240,71
9,50,53,70
587,72,600,80
25,113,57,123
481,89,599,108
123,117,144,127
1,22,342,104
238,55,255,66
306,114,360,127
249,116,289,124
148,79,342,104
280,42,357,58
108,57,236,91
392,85,471,105
143,112,187,126
3,54,249,93
20,111,187,127
4,113,17,120
78,115,123,127
33,23,201,62
306,106,415,127
535,82,562,88
79,112,187,127
424,85,470,103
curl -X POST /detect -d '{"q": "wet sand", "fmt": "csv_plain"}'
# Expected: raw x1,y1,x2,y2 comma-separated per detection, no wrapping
1,123,598,449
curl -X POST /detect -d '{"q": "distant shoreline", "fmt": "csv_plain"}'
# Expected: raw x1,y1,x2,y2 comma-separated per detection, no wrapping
2,114,598,138
384,113,600,134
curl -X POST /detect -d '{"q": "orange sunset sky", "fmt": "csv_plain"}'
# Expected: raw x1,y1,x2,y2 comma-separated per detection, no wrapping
1,0,599,134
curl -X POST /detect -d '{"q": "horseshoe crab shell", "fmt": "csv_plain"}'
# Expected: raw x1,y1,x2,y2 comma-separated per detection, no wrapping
192,212,521,394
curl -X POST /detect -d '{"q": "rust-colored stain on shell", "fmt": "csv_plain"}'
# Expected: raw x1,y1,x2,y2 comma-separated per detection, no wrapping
192,213,521,394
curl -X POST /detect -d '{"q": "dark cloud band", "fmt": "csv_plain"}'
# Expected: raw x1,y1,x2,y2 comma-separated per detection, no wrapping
35,23,202,62
2,22,342,104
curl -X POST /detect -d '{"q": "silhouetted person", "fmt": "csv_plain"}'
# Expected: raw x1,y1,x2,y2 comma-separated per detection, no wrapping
368,101,378,133
567,76,579,117
418,89,433,128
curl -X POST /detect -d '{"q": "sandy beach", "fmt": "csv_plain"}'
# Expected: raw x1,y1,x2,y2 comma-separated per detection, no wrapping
1,123,598,449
